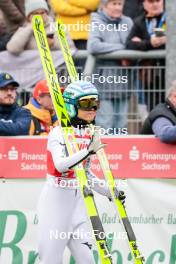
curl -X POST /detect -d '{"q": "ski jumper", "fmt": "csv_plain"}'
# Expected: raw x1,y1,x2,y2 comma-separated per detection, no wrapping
38,125,110,264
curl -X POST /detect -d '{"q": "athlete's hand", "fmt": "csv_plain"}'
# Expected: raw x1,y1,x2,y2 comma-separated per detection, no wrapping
118,190,126,204
109,189,126,205
88,127,106,154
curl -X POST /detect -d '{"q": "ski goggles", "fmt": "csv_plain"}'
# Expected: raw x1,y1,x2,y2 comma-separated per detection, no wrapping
77,96,100,111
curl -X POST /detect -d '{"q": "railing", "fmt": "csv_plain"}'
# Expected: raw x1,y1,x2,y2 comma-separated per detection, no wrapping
78,50,165,134
83,50,165,75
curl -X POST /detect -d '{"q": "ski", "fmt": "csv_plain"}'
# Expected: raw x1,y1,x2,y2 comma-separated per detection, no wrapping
56,19,145,264
32,15,112,264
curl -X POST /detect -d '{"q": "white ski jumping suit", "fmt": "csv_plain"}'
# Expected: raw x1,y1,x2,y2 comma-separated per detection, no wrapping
38,125,111,264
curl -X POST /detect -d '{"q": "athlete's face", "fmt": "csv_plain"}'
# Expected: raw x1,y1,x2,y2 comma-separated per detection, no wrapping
0,85,17,105
78,109,97,123
77,96,99,122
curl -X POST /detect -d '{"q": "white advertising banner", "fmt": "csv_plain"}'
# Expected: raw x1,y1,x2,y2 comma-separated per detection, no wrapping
0,179,176,264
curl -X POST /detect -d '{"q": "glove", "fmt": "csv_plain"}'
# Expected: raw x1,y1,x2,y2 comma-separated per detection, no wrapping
109,189,126,205
118,190,126,205
88,127,106,154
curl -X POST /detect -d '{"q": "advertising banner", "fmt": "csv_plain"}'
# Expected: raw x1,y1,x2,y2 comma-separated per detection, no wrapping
0,137,176,179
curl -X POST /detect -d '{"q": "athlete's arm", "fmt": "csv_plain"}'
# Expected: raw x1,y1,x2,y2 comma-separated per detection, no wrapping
85,157,111,197
48,127,90,173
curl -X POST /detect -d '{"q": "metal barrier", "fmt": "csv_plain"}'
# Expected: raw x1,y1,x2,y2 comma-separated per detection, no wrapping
83,50,165,134
84,50,165,74
16,50,165,134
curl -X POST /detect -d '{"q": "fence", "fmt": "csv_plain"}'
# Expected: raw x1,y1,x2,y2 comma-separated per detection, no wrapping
83,50,166,134
14,50,166,134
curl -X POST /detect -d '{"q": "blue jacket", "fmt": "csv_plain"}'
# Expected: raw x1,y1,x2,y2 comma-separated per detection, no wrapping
0,103,31,136
152,117,176,143
141,101,176,143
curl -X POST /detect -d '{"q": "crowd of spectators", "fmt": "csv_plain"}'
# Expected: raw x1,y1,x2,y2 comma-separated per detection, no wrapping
0,0,169,138
0,72,59,136
6,0,75,55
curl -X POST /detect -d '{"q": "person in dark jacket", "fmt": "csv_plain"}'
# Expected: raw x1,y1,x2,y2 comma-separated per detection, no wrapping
126,0,166,113
0,72,31,136
126,0,166,51
141,80,176,144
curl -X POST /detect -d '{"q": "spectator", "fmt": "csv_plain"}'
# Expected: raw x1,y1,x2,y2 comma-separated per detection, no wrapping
50,0,100,50
6,0,75,55
0,72,31,136
0,0,25,35
126,0,166,51
49,0,100,49
25,80,58,135
126,0,166,114
0,0,25,51
141,81,176,144
87,0,133,131
49,0,95,72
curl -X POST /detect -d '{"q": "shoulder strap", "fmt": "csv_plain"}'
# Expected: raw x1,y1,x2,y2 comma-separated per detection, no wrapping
32,116,42,135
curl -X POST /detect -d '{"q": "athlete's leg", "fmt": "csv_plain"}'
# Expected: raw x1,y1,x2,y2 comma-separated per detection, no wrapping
68,190,95,264
37,183,76,264
68,221,95,264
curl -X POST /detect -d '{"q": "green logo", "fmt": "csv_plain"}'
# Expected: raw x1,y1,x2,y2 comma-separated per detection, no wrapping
0,211,38,264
